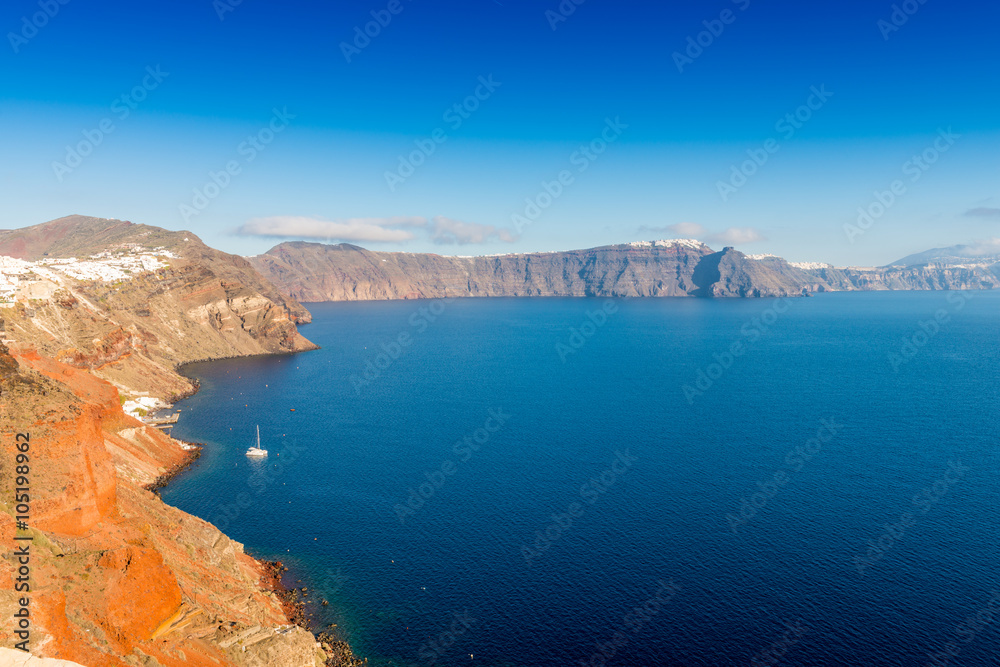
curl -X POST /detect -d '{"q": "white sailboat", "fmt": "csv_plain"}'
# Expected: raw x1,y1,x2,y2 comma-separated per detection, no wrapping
246,425,268,457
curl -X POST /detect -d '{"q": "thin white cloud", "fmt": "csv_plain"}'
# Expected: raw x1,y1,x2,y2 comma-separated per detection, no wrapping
963,237,1000,256
964,207,1000,219
238,214,519,246
429,216,518,245
665,221,704,237
237,216,427,242
708,227,766,245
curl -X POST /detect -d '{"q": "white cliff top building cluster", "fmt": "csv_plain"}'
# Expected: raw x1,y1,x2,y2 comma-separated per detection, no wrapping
455,240,710,259
121,396,167,418
35,248,177,281
746,254,833,270
626,239,707,250
0,257,32,304
787,261,834,270
0,246,176,304
0,277,18,301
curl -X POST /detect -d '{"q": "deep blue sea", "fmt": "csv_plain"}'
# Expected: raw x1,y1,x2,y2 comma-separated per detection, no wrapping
161,292,1000,666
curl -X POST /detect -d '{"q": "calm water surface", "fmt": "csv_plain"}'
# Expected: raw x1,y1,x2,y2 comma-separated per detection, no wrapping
161,292,1000,666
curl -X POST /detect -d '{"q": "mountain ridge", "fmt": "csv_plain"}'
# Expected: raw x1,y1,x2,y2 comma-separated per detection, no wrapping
1,215,317,401
248,239,808,301
888,240,1000,267
248,238,1000,302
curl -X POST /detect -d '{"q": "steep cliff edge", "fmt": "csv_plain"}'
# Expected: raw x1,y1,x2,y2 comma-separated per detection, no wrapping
0,342,330,666
1,216,317,401
0,217,354,664
749,255,1000,292
250,240,805,301
250,238,1000,302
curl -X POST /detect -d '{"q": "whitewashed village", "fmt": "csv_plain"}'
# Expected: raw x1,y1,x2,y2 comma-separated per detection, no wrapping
0,245,181,425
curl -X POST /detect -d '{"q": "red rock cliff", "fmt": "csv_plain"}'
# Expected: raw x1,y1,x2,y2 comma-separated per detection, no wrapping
0,343,328,666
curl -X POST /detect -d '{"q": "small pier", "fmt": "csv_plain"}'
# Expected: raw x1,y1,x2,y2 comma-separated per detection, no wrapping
146,413,180,428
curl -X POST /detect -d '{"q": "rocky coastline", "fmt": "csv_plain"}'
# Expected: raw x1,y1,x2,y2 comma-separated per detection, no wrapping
1,339,364,665
142,355,366,667
146,441,203,494
0,216,348,665
257,560,366,667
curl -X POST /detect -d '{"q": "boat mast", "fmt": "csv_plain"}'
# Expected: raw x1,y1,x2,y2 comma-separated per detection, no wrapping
256,424,260,449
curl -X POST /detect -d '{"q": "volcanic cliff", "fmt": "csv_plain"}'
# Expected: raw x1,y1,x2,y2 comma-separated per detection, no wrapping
0,216,317,401
0,341,330,666
0,216,352,664
249,238,1000,302
249,240,807,301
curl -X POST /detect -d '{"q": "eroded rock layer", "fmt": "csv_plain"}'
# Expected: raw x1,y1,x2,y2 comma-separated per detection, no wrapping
1,215,317,400
0,342,329,666
250,241,807,301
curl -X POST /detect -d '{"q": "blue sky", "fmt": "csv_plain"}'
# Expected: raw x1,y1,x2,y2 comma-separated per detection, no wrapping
1,0,998,266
